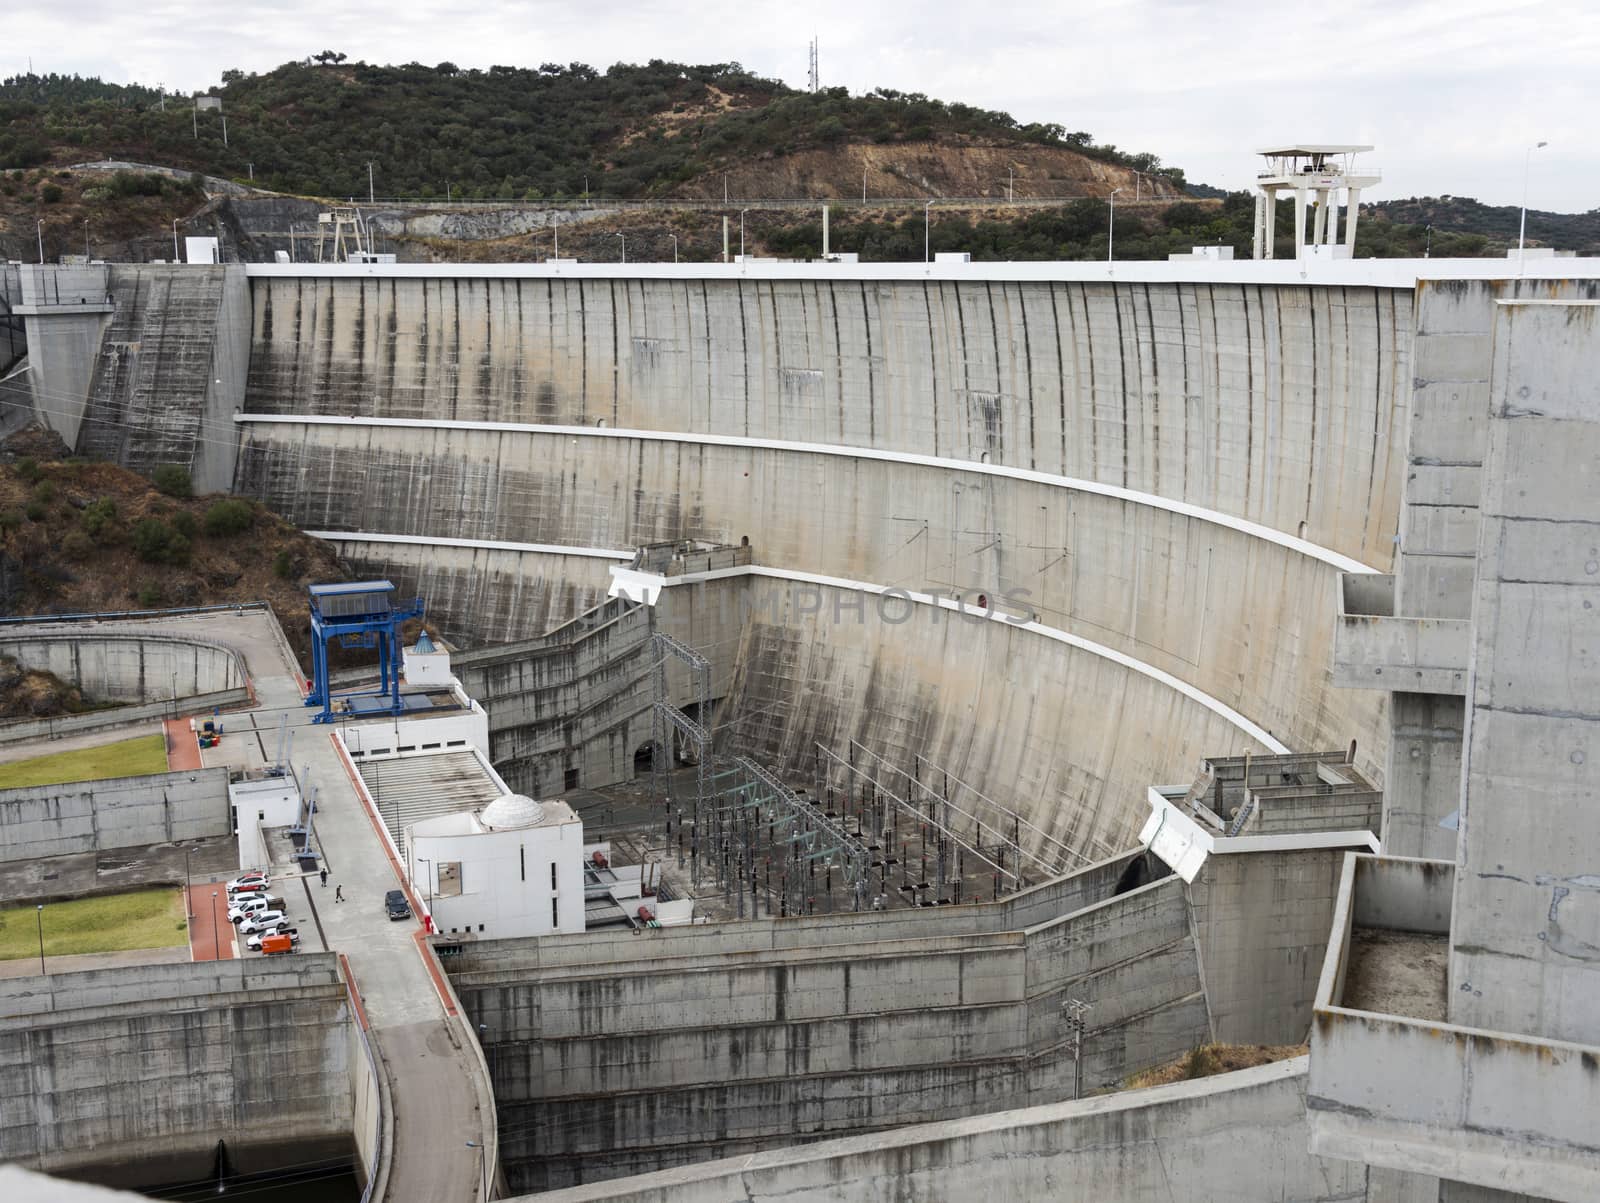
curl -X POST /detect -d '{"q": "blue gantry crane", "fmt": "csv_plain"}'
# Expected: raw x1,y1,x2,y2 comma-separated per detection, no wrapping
305,581,425,724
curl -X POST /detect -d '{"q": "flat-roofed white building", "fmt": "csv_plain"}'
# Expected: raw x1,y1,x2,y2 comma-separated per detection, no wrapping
407,791,586,939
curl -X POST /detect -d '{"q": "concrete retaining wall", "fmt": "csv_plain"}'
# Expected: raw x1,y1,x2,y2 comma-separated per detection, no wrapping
525,1057,1366,1203
0,766,231,862
0,633,246,705
451,868,1208,1192
0,686,249,748
0,957,354,1181
454,596,655,796
1187,847,1350,1046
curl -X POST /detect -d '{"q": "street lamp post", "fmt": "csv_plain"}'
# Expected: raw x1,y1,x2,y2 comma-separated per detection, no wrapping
924,200,934,263
739,209,749,259
1008,166,1014,203
35,905,45,975
211,892,220,959
83,219,89,259
478,1022,495,1089
184,846,194,919
418,857,433,914
1107,189,1123,263
465,1141,488,1198
172,218,180,262
1517,140,1548,271
367,161,375,204
616,232,626,264
36,219,43,265
669,234,678,263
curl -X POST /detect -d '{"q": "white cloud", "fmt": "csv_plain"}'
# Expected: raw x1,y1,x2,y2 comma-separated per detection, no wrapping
8,0,1596,209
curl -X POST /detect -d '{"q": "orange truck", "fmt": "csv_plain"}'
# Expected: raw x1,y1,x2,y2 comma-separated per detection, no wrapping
259,933,295,955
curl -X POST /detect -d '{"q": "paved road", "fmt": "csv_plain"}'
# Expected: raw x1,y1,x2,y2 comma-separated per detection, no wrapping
18,610,493,1201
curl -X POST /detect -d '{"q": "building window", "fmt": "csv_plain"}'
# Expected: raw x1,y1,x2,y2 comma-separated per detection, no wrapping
478,924,484,932
520,844,526,882
551,899,559,928
564,767,580,791
550,863,557,890
438,861,463,898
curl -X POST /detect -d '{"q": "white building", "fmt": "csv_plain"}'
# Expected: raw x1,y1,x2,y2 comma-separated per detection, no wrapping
407,792,587,939
230,771,301,871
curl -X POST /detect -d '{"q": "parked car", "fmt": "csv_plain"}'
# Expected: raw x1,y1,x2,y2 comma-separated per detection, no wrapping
226,872,269,893
227,895,285,923
237,911,287,935
384,889,411,921
227,879,270,897
246,928,299,952
228,897,271,923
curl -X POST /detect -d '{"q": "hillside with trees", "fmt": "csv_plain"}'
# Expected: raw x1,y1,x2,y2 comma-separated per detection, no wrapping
1,57,1592,261
0,57,1185,202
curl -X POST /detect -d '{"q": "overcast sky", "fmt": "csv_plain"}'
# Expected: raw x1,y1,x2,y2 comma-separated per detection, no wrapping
9,0,1597,211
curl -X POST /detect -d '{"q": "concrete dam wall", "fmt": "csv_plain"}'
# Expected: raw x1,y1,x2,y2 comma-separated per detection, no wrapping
223,266,1412,858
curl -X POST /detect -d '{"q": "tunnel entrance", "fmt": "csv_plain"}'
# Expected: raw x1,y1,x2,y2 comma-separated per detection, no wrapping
633,741,660,776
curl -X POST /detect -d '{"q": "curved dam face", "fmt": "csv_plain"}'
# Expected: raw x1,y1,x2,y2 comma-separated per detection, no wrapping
226,266,1409,861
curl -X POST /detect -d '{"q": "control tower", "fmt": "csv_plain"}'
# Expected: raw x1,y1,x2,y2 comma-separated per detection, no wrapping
1252,144,1380,261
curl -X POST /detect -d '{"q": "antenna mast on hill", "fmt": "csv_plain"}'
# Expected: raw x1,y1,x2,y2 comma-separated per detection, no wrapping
807,37,818,92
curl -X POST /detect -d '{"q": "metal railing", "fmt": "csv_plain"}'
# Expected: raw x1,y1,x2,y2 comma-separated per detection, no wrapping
346,193,1174,213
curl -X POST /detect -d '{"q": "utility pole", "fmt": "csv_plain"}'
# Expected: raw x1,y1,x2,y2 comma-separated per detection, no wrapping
616,232,626,264
35,905,45,975
739,209,749,259
1064,998,1091,1099
1517,140,1548,274
35,219,43,265
1107,189,1122,263
192,101,197,139
669,233,678,263
82,219,89,259
220,114,227,146
247,162,253,181
367,161,375,203
924,200,934,262
172,217,180,262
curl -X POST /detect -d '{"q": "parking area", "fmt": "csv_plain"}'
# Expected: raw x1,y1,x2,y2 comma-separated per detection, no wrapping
187,872,330,962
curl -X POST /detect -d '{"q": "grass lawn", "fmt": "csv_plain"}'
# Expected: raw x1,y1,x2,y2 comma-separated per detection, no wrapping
0,732,168,789
0,888,187,960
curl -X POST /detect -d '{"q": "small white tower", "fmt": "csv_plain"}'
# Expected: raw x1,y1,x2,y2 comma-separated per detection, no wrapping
402,629,453,686
1253,145,1381,261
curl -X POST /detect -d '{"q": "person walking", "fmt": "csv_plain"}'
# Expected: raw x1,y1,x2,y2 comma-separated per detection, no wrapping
335,884,344,903
319,867,328,887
